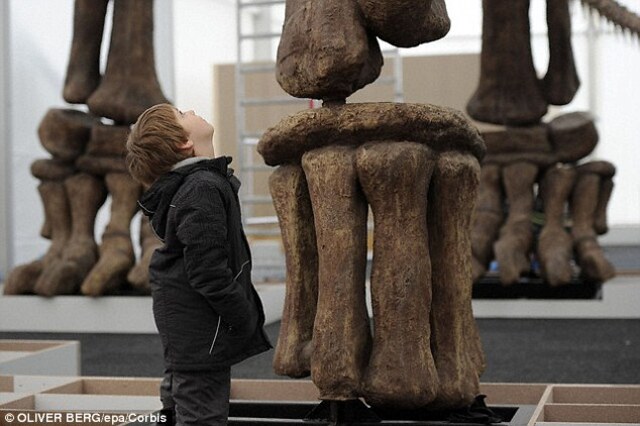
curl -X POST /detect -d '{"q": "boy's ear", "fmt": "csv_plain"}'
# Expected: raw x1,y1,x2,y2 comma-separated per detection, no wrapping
177,139,194,152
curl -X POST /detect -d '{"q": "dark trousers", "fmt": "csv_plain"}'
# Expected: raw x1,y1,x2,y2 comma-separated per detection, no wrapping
160,368,231,426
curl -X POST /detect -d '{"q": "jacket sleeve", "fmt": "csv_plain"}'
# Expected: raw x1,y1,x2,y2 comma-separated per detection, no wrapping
174,180,254,333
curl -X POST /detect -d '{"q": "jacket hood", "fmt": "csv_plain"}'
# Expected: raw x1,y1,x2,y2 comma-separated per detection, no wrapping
138,156,239,241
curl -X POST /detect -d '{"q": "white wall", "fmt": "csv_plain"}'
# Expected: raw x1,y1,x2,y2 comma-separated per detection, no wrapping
171,0,236,124
0,1,10,279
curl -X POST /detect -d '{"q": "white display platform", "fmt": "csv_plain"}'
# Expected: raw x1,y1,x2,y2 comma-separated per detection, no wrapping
0,341,79,376
0,284,285,334
472,275,640,319
0,275,637,335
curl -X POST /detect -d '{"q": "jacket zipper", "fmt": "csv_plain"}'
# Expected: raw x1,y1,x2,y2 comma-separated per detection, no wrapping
234,260,250,281
209,316,222,355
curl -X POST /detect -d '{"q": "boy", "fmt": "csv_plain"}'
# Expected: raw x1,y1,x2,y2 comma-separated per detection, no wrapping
126,103,272,425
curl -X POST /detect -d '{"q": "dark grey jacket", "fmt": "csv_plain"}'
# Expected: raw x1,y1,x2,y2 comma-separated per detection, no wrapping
139,156,271,371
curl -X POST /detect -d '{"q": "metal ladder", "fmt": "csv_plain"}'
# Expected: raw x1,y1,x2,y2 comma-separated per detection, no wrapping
236,0,404,236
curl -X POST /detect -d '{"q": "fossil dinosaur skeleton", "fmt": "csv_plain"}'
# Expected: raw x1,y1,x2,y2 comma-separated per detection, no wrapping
581,0,640,37
5,0,165,296
467,0,635,286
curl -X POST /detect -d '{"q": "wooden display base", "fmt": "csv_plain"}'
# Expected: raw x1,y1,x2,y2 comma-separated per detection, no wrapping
0,340,79,376
1,378,639,425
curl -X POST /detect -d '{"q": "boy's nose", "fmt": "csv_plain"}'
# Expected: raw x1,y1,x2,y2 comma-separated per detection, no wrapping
186,110,195,115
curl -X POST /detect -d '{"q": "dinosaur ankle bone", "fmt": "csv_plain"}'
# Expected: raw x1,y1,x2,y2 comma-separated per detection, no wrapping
63,0,109,104
543,0,580,105
471,164,504,281
467,0,547,125
356,142,438,409
38,109,98,161
356,0,450,47
127,215,161,292
82,172,142,296
30,159,76,241
3,180,72,295
428,151,483,408
258,103,484,167
34,173,107,296
86,122,130,157
537,165,577,286
277,0,382,100
493,162,539,285
87,0,167,124
78,123,130,175
303,146,371,401
270,165,318,378
547,112,598,163
570,163,616,283
594,177,614,235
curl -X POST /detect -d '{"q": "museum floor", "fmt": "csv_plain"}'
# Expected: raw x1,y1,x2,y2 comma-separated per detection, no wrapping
1,318,639,385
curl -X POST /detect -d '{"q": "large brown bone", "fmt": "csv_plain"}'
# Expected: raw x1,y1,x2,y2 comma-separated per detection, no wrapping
594,177,614,235
574,161,616,236
471,164,504,281
87,0,168,124
570,167,615,283
76,155,128,175
493,162,539,285
270,165,318,378
77,123,130,175
547,112,598,163
481,125,557,167
302,146,370,401
31,159,76,183
127,215,161,292
38,109,98,161
3,181,72,295
356,0,450,47
63,0,109,103
542,0,580,105
467,0,547,125
537,165,577,286
356,142,437,409
34,173,107,296
30,159,76,241
258,103,485,166
86,123,130,157
81,173,142,296
277,0,382,100
428,152,483,408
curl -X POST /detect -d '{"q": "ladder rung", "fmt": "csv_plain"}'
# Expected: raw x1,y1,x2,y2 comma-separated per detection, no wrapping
240,32,281,40
241,165,272,172
242,226,282,237
373,76,396,85
239,0,285,7
246,216,279,226
241,195,274,204
241,97,304,106
242,132,264,140
240,63,276,74
241,138,260,146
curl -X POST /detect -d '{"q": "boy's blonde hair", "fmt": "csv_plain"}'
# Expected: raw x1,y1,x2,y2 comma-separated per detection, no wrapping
126,103,192,187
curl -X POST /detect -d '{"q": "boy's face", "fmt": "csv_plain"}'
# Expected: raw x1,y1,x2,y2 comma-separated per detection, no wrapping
174,108,215,157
